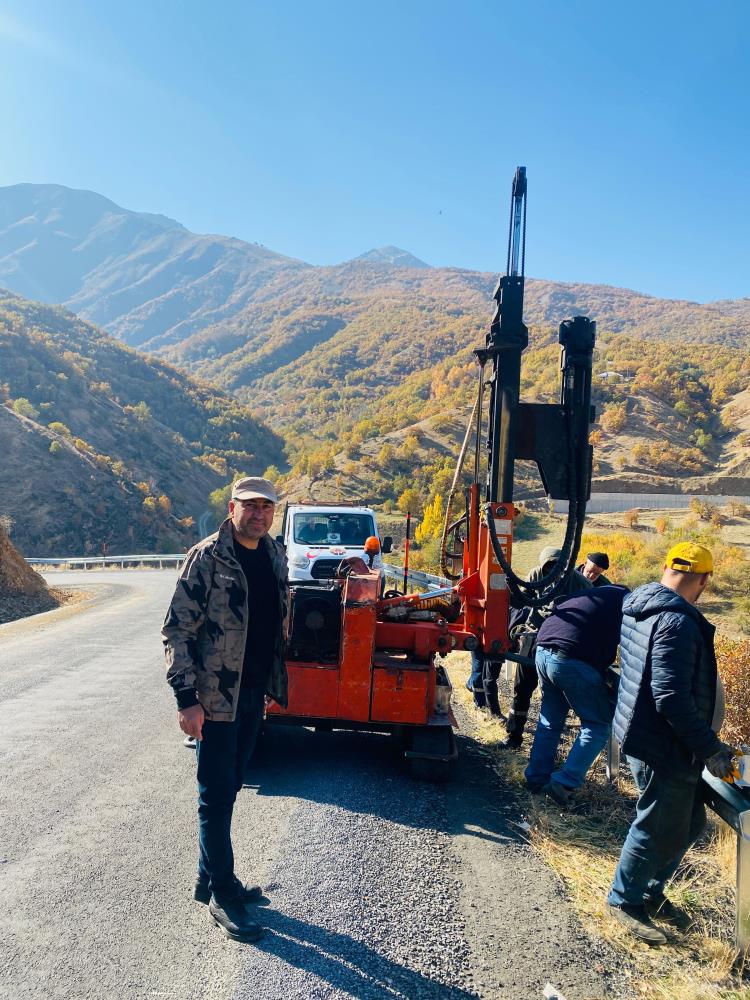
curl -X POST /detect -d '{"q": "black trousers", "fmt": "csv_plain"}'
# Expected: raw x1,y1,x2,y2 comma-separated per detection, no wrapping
195,688,265,904
469,649,505,716
505,659,538,738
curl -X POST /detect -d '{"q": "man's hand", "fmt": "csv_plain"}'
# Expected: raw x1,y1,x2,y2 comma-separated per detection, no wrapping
705,742,737,780
178,703,205,741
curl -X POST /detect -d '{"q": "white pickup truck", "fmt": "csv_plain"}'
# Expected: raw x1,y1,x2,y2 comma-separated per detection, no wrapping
279,502,392,584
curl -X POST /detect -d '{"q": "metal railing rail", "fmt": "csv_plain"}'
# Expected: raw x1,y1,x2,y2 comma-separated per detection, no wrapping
28,554,186,568
383,563,452,589
29,556,452,587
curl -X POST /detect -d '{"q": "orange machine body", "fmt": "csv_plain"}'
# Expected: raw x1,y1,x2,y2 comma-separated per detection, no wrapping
268,505,515,744
268,566,444,728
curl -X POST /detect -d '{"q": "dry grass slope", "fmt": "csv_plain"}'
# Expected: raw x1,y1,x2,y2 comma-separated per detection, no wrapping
448,655,750,1000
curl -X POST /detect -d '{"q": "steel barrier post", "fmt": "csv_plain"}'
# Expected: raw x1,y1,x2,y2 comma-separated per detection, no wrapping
605,733,620,786
702,769,750,951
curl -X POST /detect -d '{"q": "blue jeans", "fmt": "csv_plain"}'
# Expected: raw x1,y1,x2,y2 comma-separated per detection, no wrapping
608,758,706,906
524,647,612,790
196,687,265,905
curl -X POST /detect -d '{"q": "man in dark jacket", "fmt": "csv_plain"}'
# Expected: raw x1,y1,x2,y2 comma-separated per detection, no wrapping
607,542,735,945
162,476,288,943
576,551,612,587
499,547,591,748
525,585,629,805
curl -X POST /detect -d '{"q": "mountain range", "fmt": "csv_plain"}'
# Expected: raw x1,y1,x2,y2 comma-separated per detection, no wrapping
1,182,749,554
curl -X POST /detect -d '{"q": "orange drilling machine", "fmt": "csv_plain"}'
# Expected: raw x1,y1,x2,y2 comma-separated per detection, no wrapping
267,167,596,776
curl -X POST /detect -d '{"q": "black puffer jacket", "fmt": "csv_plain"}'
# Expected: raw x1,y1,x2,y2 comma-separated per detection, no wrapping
613,582,721,776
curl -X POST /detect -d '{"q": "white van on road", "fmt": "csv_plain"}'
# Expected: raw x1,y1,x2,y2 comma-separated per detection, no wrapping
279,502,392,584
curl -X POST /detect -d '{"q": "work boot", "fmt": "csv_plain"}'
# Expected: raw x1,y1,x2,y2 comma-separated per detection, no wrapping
542,781,573,808
485,689,505,720
208,898,264,942
607,903,667,945
194,876,263,906
499,735,523,751
645,894,693,930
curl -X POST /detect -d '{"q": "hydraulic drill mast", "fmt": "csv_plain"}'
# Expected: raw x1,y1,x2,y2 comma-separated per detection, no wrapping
271,166,598,778
484,165,528,504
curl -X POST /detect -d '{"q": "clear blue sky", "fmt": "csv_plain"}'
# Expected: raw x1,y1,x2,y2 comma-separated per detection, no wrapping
1,0,748,302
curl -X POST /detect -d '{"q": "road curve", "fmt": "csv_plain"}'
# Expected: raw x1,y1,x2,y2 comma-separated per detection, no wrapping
0,570,622,1000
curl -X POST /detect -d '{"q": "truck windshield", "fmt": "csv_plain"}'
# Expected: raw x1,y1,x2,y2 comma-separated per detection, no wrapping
293,512,375,546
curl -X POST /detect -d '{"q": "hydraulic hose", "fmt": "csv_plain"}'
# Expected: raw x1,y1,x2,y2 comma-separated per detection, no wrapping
485,499,586,609
484,388,589,609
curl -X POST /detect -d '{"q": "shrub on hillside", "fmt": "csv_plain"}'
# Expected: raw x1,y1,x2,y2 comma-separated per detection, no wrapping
12,397,39,420
622,509,639,529
578,527,750,606
600,403,627,434
716,635,750,747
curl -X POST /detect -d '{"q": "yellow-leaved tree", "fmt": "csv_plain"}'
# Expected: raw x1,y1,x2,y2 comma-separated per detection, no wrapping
415,494,444,545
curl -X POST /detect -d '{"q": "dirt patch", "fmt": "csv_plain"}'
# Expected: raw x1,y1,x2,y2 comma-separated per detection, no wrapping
0,586,88,625
0,523,89,624
0,522,48,596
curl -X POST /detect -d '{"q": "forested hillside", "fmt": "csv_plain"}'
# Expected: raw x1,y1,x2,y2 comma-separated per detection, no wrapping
250,330,750,516
161,262,750,510
0,291,285,555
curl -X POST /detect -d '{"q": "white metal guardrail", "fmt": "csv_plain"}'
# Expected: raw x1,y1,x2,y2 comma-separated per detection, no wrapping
28,554,186,568
29,554,452,587
383,563,452,589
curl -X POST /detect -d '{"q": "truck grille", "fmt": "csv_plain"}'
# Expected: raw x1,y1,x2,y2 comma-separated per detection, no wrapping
310,558,341,580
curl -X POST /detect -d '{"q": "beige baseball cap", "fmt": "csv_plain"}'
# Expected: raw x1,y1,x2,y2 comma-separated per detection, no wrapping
231,476,278,503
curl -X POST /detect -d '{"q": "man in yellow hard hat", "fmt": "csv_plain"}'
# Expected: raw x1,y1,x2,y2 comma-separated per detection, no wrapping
607,542,734,945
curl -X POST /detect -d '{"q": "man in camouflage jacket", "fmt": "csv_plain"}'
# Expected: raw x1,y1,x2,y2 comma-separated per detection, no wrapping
162,476,288,943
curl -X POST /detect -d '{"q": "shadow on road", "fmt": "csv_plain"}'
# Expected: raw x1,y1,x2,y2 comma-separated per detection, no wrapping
238,909,481,999
244,724,524,850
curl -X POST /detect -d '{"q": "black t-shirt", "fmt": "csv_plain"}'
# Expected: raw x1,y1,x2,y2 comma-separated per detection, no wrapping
233,538,279,693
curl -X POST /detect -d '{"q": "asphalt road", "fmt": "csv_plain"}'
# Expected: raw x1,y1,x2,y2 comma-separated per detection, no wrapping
0,570,624,1000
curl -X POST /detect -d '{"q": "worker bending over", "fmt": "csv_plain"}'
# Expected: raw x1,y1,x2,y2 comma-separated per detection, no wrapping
524,584,629,805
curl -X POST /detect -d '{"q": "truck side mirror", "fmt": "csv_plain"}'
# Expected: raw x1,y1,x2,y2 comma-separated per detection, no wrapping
382,536,393,554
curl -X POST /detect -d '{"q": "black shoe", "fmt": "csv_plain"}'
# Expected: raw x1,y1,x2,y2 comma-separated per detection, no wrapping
525,781,545,794
541,781,573,808
194,877,263,906
208,898,264,942
607,903,667,945
645,894,693,930
499,737,523,750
